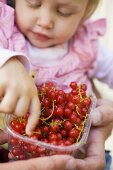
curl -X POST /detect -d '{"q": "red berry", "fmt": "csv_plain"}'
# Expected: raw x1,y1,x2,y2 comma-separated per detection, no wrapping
54,105,64,117
67,102,75,110
83,98,91,106
64,108,72,117
64,121,72,131
68,128,80,139
69,113,77,123
70,82,77,89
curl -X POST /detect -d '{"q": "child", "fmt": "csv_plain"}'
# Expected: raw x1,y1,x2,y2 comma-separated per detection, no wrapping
0,0,113,169
6,0,113,92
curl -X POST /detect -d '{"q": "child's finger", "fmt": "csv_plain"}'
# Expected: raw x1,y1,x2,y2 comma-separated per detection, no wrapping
25,96,41,136
0,90,18,114
14,97,30,117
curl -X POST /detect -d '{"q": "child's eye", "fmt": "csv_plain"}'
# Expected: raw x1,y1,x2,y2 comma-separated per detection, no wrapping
57,9,73,17
26,0,41,8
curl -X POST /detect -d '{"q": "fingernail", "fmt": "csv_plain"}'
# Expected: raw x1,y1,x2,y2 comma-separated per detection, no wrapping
25,126,33,136
91,110,101,125
65,159,76,170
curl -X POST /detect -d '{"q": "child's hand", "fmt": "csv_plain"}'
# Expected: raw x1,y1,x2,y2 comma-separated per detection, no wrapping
0,58,41,135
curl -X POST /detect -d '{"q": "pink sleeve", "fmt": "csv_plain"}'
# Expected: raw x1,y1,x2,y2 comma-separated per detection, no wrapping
0,0,6,2
90,43,113,88
0,48,30,72
70,19,106,72
71,19,106,59
0,1,30,71
0,2,27,52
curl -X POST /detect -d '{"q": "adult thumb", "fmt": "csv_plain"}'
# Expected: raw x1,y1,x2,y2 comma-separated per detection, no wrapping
91,104,113,126
28,155,77,170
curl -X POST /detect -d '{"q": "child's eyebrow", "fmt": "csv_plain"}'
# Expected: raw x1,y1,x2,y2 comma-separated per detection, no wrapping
26,0,40,3
56,0,82,8
56,2,81,12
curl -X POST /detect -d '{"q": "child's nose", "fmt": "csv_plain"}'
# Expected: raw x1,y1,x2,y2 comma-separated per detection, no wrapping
36,9,54,29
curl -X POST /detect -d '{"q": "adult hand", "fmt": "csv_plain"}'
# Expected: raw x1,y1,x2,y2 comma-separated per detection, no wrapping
0,129,8,145
4,128,106,170
0,58,41,135
1,155,77,170
72,127,106,170
67,98,113,170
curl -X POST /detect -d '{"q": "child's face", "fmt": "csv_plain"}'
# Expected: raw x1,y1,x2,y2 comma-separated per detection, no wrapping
15,0,89,48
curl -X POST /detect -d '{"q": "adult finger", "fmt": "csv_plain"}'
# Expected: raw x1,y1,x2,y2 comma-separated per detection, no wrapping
96,99,113,107
75,155,105,170
91,105,113,126
0,130,8,144
75,128,105,170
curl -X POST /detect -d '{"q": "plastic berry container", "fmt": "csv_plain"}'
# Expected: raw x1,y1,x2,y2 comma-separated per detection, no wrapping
5,80,96,160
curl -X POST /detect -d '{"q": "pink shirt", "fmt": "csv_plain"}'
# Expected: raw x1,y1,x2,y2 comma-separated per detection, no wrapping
27,19,112,91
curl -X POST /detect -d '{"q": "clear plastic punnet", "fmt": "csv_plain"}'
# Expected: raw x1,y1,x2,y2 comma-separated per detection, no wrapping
5,80,96,160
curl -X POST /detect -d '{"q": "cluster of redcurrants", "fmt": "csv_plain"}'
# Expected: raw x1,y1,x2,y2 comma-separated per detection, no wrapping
9,81,91,160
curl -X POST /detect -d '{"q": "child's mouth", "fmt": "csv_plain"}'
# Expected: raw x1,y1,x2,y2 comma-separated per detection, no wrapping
32,32,51,41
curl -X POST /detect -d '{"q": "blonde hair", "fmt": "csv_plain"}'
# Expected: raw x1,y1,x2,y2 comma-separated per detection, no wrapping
83,0,100,20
